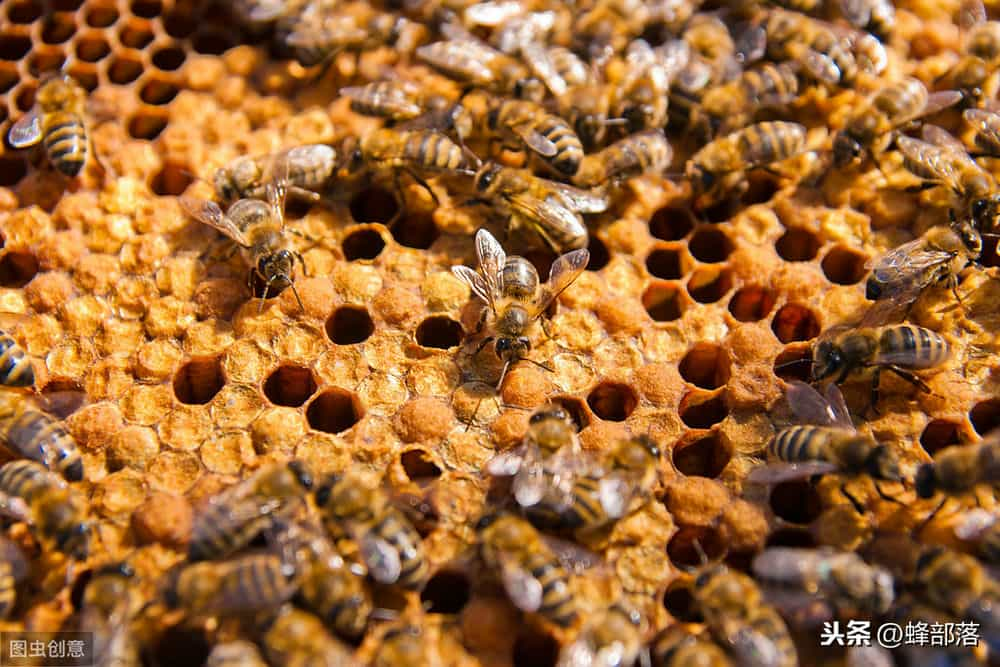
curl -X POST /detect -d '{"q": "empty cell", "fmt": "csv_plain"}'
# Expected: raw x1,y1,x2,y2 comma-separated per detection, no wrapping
742,171,781,205
140,78,180,105
151,163,194,196
325,306,375,345
662,582,701,622
686,267,733,303
118,20,154,49
771,304,820,343
41,16,76,44
152,46,186,71
415,316,463,349
773,345,813,382
85,4,119,28
420,570,470,614
0,250,38,287
769,479,823,524
67,65,99,92
391,212,439,249
163,11,197,39
28,50,66,76
672,432,730,478
679,390,728,429
128,111,168,140
587,382,638,421
107,55,144,84
586,235,609,271
643,283,686,322
400,449,442,480
307,388,364,434
75,34,111,62
822,246,868,285
50,0,84,9
0,34,31,60
7,1,43,23
688,227,733,263
649,206,694,241
645,246,689,280
14,84,36,112
920,419,963,457
970,399,1000,436
263,365,316,407
349,187,398,224
193,31,235,55
130,0,163,18
728,285,775,321
667,524,726,567
775,228,821,261
0,156,27,187
679,343,730,389
550,395,590,431
342,227,386,261
173,357,225,405
0,64,17,93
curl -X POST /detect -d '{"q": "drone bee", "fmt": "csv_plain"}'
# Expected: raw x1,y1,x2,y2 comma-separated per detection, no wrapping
416,37,545,101
8,73,90,177
188,461,313,562
572,129,672,188
181,173,307,311
213,144,337,204
0,391,84,482
0,460,89,558
832,78,962,167
471,163,606,253
0,331,33,388
487,98,584,176
452,228,589,388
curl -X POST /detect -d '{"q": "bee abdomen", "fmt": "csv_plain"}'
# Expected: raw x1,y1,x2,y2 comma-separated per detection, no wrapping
0,335,33,388
540,117,583,174
770,426,831,463
374,511,428,590
527,554,577,626
4,409,82,481
44,115,86,177
738,121,805,167
0,460,51,501
878,325,950,369
0,562,16,618
189,503,266,562
405,131,464,170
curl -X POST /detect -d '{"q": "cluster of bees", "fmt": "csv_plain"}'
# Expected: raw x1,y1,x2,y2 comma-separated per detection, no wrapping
7,0,1000,664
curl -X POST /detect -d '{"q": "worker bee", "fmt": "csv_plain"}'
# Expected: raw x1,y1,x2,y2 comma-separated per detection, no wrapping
340,80,471,140
693,564,799,667
811,324,950,408
0,391,84,482
572,0,653,63
612,39,683,135
213,144,337,204
686,121,807,204
751,547,894,625
747,381,902,511
78,563,142,667
487,98,585,176
181,174,307,311
313,471,429,591
832,78,962,167
477,513,580,627
557,603,645,667
915,430,1000,501
263,604,357,667
416,37,544,101
953,508,1000,564
163,552,299,617
649,626,732,667
0,538,27,619
840,0,895,40
453,228,589,391
470,163,606,253
695,62,802,137
373,623,449,667
964,107,1000,157
205,641,269,667
913,546,1000,645
0,460,88,558
188,460,313,562
285,9,419,69
572,129,672,188
519,43,591,98
937,0,1000,109
0,331,34,388
759,9,860,86
8,73,89,177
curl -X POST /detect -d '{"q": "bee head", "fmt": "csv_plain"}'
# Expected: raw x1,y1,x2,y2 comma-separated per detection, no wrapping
486,106,500,131
630,434,661,459
866,444,902,482
865,274,884,301
832,132,863,167
259,250,295,285
287,460,313,490
475,163,501,192
56,521,90,560
494,336,530,362
213,169,238,203
513,78,545,103
811,340,841,381
530,405,569,425
686,163,715,195
914,463,937,499
63,457,84,483
313,474,342,508
971,196,1000,233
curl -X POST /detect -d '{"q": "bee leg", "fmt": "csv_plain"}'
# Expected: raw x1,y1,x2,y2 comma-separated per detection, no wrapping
402,167,439,207
389,171,407,226
874,480,904,505
539,317,553,341
496,359,513,390
473,336,495,358
916,496,949,539
840,482,867,515
289,186,321,204
869,367,883,416
886,366,933,394
293,251,310,278
288,282,306,313
521,357,554,373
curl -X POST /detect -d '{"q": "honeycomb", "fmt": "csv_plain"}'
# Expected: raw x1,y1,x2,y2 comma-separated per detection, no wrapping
0,0,999,664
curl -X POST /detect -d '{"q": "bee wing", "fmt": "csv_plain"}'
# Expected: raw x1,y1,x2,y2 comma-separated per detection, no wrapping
913,91,964,123
746,461,840,484
654,39,692,83
866,240,953,308
727,627,788,667
498,552,544,613
954,507,997,540
840,0,873,28
475,228,506,308
541,535,603,574
521,41,568,96
960,0,988,30
756,586,836,629
263,156,290,221
785,380,847,428
509,122,558,157
823,383,854,430
179,196,251,246
37,390,88,420
896,136,966,184
801,50,842,85
417,41,496,83
551,183,609,214
513,462,547,508
921,124,968,153
463,0,525,26
597,474,632,519
485,445,526,477
242,0,287,22
0,492,31,523
733,24,767,64
360,533,403,585
451,265,493,309
533,247,589,317
7,108,42,148
964,108,1000,154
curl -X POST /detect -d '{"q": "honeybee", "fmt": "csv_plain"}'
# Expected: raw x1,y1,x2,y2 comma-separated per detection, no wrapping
313,471,429,591
188,461,313,562
163,552,299,617
477,513,580,627
914,546,1000,642
0,460,89,558
0,391,84,482
471,163,606,253
964,107,1000,157
693,564,799,667
612,39,684,135
205,641,269,667
416,38,545,101
285,9,419,69
760,9,859,86
519,43,591,98
686,121,807,204
832,78,962,167
915,430,1000,501
453,228,589,390
557,603,645,667
953,508,1000,564
487,98,585,176
213,144,337,204
649,626,733,667
181,174,307,311
747,381,902,511
79,563,142,667
0,538,27,619
572,129,672,188
8,73,89,177
811,324,950,408
937,0,1000,108
0,332,34,388
696,62,802,137
374,623,447,667
340,80,471,141
840,0,895,40
262,604,357,667
751,547,894,625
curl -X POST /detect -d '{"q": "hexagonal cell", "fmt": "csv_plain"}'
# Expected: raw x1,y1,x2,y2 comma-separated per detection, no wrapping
75,33,111,62
586,235,609,271
667,524,726,567
130,0,163,18
0,63,18,93
550,395,591,431
728,285,776,322
0,156,27,187
50,0,84,9
649,205,694,241
775,228,821,262
128,110,168,140
84,4,119,28
769,479,822,524
152,46,186,71
0,34,32,61
662,581,702,622
982,238,1000,268
400,449,442,481
107,54,144,84
151,163,194,196
586,382,638,421
326,306,375,345
773,345,813,382
7,1,43,23
686,266,733,303
140,77,180,105
688,227,733,263
342,227,386,261
821,245,868,285
679,390,728,429
742,171,781,205
420,570,470,614
919,419,963,457
970,399,1000,436
163,10,197,39
14,84,36,112
771,304,820,343
672,432,731,478
512,627,559,667
192,30,236,55
0,250,38,287
41,15,77,45
350,187,399,224
28,50,67,77
307,388,364,434
391,212,439,250
645,245,691,280
173,357,225,405
118,20,154,49
415,316,464,349
67,64,98,93
679,343,730,390
263,364,317,408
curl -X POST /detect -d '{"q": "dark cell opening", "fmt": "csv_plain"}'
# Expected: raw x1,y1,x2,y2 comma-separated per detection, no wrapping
108,56,144,84
140,79,180,105
420,570,470,614
0,35,31,60
667,524,725,567
662,582,702,622
149,626,210,667
263,365,317,408
342,228,386,261
0,65,17,93
130,0,163,18
172,357,225,405
769,480,823,524
85,5,119,27
649,206,694,241
192,31,235,55
920,419,963,457
66,65,98,92
773,345,813,382
512,627,558,667
0,251,39,287
775,228,821,262
392,213,439,249
118,22,154,49
0,157,27,187
646,247,688,280
152,46,186,71
350,187,398,224
151,163,193,196
14,85,35,112
128,112,168,140
771,304,820,343
687,267,733,304
163,11,197,39
673,433,731,478
822,246,868,285
415,316,463,349
679,391,728,429
970,399,1000,436
700,197,738,224
679,343,730,389
729,286,776,322
766,528,817,548
742,171,780,205
41,16,76,44
28,51,67,77
550,395,590,432
307,388,364,434
688,227,733,263
76,35,111,62
587,382,638,422
587,235,610,271
49,0,84,9
8,1,43,23
400,449,442,481
326,306,375,345
643,283,686,322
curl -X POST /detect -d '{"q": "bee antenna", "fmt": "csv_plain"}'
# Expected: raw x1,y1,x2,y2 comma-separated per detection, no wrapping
774,357,813,371
288,281,306,313
692,538,709,566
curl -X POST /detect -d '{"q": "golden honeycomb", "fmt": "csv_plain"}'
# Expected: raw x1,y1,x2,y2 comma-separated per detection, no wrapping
0,0,999,664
